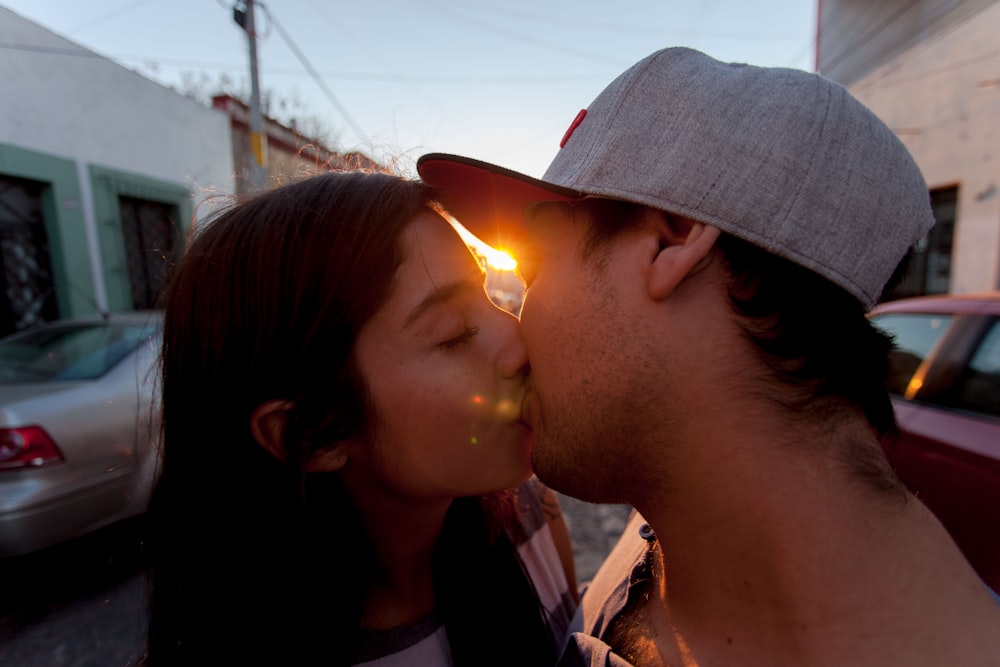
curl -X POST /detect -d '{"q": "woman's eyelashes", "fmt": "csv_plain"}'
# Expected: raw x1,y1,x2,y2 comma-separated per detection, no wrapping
439,325,481,350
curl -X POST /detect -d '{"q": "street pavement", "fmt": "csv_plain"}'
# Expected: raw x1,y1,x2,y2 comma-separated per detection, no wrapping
0,518,149,667
0,497,630,666
556,493,632,584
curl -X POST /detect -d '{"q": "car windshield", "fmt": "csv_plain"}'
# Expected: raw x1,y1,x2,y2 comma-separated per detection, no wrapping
0,321,157,382
871,312,955,396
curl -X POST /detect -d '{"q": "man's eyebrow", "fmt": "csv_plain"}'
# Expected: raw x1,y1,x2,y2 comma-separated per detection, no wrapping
404,270,485,328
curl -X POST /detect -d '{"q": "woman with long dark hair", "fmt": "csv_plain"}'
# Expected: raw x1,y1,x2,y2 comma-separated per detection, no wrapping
142,169,577,666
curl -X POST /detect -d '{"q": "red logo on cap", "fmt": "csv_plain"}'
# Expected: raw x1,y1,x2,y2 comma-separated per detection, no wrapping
560,109,587,148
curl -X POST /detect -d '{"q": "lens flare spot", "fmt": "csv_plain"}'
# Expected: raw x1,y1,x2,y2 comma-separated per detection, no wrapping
471,395,484,405
470,436,478,445
494,399,518,420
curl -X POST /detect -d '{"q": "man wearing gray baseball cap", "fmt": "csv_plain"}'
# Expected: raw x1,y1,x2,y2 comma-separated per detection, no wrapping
419,47,1000,666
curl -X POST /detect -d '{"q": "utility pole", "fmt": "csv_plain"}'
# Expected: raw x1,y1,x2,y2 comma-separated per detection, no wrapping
234,0,267,191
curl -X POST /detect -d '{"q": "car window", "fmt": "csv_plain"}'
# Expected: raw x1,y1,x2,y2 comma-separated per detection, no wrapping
939,318,1000,419
870,312,954,396
0,322,158,382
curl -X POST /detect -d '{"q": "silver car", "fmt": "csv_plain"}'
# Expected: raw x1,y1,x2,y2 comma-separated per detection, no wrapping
0,311,162,557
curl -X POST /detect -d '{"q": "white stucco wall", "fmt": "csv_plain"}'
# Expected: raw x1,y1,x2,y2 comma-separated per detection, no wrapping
0,5,234,204
847,2,1000,294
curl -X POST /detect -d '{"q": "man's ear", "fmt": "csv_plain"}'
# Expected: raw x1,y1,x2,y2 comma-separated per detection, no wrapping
647,216,721,301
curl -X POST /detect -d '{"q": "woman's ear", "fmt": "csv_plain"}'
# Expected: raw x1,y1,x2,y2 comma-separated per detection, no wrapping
648,216,721,301
250,400,295,462
250,400,352,472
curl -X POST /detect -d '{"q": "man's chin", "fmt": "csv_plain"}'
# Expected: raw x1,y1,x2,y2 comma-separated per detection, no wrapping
532,449,622,504
520,388,540,430
531,447,573,495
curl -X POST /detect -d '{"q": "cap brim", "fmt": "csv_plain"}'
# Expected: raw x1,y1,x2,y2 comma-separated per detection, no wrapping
417,153,582,258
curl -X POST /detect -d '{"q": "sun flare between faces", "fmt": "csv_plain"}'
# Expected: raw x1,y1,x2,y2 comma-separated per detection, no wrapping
449,219,517,272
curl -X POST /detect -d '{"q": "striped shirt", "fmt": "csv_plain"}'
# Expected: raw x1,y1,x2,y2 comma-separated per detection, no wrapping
353,477,576,666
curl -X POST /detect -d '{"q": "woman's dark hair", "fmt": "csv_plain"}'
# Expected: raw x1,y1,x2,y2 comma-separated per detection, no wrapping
575,197,906,496
143,170,556,666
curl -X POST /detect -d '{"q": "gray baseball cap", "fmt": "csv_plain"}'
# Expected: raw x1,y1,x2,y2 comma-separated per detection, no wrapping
417,47,936,310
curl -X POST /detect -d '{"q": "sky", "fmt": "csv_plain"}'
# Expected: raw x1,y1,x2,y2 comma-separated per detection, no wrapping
2,0,818,180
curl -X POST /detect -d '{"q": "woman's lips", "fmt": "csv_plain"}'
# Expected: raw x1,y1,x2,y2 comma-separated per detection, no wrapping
493,398,520,421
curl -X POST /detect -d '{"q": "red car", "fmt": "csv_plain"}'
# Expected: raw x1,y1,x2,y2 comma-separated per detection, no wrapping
869,292,1000,592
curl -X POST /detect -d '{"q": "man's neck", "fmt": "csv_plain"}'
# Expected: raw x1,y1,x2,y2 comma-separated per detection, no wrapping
628,451,1000,667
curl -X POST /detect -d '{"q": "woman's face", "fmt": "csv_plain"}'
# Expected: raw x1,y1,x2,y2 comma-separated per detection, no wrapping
341,209,532,502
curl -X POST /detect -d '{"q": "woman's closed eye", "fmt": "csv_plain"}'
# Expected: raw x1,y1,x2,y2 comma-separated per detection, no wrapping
439,325,481,350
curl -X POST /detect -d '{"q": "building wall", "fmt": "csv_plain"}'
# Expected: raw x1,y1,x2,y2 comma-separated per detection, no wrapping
843,2,1000,294
0,6,235,319
211,95,378,194
816,0,999,86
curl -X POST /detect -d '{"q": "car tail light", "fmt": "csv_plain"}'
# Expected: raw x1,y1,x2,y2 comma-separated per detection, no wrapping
0,426,65,470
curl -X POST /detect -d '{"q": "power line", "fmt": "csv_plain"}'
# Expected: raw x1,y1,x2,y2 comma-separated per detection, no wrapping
421,1,624,68
429,0,805,40
67,0,155,35
0,41,607,84
258,3,368,146
301,0,400,74
820,0,924,74
854,46,1000,92
849,1,1000,92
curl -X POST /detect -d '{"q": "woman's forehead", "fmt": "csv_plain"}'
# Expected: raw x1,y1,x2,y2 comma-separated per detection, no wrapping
399,210,481,279
367,210,483,326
